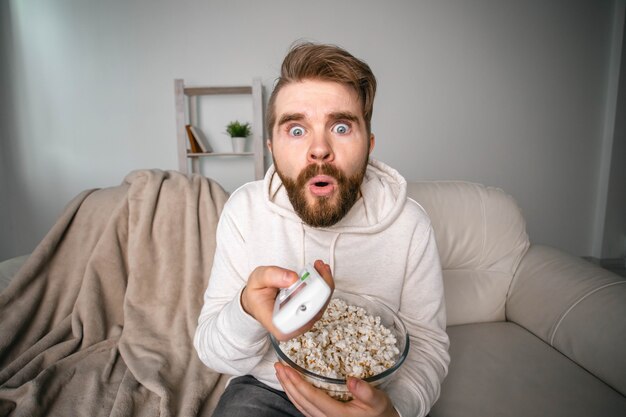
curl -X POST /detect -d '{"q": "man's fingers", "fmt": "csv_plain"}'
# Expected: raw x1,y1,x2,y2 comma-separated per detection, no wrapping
348,377,376,403
276,363,335,417
242,266,298,323
313,259,335,290
249,266,298,290
347,377,391,415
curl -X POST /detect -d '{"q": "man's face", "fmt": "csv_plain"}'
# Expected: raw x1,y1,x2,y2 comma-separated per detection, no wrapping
268,79,375,227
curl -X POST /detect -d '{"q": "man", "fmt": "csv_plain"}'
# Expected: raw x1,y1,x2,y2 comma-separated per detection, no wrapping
194,42,449,417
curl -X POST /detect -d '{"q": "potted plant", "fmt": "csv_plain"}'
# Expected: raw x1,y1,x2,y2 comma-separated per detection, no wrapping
226,120,251,153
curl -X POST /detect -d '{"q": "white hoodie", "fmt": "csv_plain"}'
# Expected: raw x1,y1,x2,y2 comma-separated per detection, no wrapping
194,159,449,417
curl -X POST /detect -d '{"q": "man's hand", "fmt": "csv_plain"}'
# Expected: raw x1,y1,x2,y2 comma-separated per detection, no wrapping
275,362,400,417
241,259,334,340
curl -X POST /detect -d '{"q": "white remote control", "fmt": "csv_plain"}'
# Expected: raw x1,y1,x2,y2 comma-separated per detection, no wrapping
272,264,332,335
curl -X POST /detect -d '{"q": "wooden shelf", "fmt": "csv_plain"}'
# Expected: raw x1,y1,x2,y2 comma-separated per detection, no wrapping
184,86,252,96
174,78,264,180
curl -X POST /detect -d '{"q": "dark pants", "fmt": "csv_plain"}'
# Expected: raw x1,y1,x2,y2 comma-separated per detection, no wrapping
211,375,305,417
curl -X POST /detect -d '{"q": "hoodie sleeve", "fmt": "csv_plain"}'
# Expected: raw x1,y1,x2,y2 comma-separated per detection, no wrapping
194,200,271,375
387,223,450,417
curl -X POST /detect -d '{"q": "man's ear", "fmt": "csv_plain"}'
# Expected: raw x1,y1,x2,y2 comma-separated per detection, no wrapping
267,139,273,154
369,134,375,154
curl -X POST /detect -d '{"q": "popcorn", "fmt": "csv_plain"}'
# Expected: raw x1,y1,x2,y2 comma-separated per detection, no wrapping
279,298,400,380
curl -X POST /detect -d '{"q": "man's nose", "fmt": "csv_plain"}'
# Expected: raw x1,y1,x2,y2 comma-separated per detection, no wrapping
308,131,334,163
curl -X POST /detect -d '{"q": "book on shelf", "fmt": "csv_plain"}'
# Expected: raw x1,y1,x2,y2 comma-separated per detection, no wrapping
185,124,203,154
189,125,212,153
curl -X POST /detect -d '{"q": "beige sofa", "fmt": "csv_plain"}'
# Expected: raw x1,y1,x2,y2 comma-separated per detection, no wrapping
1,180,625,417
408,181,626,417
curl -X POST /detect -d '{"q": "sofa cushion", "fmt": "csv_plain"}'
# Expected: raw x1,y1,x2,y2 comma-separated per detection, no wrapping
407,181,529,325
431,322,626,417
507,245,626,397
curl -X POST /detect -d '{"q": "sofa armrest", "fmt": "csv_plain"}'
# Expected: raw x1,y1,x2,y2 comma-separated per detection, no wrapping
507,245,626,396
0,255,29,293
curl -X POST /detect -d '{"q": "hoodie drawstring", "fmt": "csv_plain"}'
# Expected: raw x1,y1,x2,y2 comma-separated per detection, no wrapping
300,223,306,269
299,223,340,276
329,233,340,274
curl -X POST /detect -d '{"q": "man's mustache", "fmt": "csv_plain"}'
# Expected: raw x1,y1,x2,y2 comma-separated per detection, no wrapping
297,164,344,185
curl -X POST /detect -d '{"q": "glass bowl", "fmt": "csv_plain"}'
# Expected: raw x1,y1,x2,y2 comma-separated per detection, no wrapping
270,289,410,401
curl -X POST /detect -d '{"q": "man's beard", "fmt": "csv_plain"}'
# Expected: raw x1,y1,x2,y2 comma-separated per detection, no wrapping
275,159,368,228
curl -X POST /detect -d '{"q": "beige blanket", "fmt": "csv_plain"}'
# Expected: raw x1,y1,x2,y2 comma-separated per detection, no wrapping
0,170,230,416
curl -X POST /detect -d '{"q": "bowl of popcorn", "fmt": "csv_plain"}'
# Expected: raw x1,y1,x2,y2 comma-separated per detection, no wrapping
270,290,410,401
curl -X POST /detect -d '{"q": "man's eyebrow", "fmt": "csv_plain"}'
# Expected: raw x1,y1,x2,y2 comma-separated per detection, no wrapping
329,112,360,123
277,113,305,126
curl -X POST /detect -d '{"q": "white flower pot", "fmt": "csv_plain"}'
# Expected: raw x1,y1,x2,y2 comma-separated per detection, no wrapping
232,136,247,153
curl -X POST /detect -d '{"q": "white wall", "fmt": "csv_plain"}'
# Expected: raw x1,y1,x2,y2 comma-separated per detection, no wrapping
1,0,623,260
603,4,626,260
0,0,26,259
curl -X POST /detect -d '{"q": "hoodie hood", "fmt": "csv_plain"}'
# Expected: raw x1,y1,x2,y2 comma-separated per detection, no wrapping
264,159,407,235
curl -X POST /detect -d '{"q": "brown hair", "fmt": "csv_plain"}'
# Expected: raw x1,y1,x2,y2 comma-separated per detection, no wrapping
266,42,377,139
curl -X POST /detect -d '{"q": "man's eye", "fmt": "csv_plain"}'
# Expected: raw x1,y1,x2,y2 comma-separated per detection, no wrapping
289,126,305,137
332,123,350,134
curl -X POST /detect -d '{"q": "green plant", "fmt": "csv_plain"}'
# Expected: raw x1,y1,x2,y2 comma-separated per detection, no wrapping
225,120,252,138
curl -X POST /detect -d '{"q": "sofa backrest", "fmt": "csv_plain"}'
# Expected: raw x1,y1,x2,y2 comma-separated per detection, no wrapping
407,181,529,326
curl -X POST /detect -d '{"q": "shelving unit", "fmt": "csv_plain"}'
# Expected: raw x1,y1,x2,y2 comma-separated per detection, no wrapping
174,78,265,179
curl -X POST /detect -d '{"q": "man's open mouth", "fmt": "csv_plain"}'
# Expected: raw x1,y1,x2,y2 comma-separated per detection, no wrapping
308,175,337,197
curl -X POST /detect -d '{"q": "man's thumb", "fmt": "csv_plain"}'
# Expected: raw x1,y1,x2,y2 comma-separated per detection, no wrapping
347,377,377,404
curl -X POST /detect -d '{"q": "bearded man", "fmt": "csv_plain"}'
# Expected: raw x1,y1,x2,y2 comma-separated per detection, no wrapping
194,42,449,417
